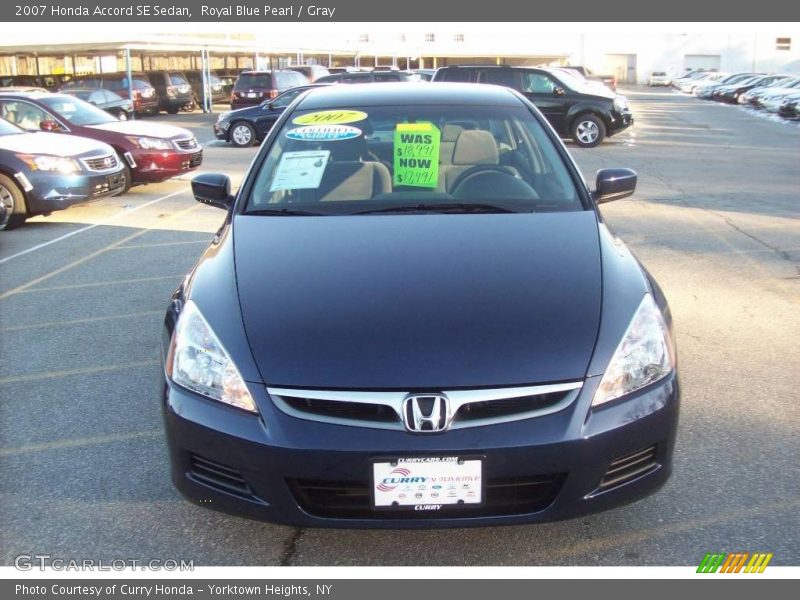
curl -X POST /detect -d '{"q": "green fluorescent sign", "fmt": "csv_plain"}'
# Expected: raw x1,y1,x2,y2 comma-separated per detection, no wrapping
393,122,440,188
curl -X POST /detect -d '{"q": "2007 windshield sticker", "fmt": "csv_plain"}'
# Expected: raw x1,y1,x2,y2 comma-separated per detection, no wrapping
269,150,330,192
286,125,362,142
393,122,440,188
293,110,369,125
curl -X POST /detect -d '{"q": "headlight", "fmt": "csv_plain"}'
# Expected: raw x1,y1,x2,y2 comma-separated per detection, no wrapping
592,294,675,407
166,300,258,413
128,136,172,150
613,95,628,111
217,112,230,122
17,154,79,174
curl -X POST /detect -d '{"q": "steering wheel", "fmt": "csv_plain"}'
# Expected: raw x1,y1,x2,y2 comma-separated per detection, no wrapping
449,165,518,195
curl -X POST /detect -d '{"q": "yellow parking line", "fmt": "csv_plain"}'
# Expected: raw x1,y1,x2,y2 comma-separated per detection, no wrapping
0,429,162,457
111,239,210,250
1,310,162,332
0,203,202,301
17,275,185,294
0,360,159,385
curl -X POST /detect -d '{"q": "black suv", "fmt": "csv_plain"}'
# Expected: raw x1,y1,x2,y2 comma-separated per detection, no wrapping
433,65,632,147
146,71,195,114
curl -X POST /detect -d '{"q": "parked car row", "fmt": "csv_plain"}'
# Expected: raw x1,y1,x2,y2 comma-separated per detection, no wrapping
0,91,202,230
217,64,632,149
672,70,800,119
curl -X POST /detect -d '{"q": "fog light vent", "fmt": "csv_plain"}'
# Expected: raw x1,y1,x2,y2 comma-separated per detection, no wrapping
597,445,658,492
188,453,253,499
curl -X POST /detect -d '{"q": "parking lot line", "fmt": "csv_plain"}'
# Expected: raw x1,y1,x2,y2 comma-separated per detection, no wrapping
0,359,158,385
0,310,163,332
0,187,189,265
0,429,162,458
16,274,187,294
0,202,202,300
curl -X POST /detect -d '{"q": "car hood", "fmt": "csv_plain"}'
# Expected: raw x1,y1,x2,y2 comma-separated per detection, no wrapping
0,131,112,156
233,211,602,389
87,120,193,139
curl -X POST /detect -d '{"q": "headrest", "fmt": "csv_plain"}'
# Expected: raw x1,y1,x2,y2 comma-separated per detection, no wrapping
452,130,499,166
442,124,464,142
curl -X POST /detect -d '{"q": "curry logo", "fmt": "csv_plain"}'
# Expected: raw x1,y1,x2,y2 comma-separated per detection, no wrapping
697,552,773,573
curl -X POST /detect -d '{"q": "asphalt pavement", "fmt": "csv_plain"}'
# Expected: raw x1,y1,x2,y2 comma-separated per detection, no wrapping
1,88,798,566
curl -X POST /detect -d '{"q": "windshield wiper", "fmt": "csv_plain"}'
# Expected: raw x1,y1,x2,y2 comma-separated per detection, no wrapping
352,203,524,215
246,208,327,216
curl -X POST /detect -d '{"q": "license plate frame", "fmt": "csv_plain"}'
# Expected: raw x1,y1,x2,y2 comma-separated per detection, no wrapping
371,456,484,511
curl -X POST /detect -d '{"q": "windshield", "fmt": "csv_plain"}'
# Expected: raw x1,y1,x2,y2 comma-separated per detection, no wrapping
246,104,582,215
39,95,118,126
0,117,23,136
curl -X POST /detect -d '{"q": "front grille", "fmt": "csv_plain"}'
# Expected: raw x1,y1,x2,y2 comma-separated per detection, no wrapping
81,153,119,172
288,473,565,519
188,454,255,499
174,137,199,151
595,445,658,493
283,396,397,423
269,382,582,431
457,391,570,422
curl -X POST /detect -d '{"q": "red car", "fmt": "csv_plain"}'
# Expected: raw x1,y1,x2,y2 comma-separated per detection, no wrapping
0,92,201,190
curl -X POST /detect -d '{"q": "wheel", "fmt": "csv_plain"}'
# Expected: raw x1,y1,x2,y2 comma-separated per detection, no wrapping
0,173,28,231
166,107,179,115
116,110,128,121
570,114,606,148
229,121,256,147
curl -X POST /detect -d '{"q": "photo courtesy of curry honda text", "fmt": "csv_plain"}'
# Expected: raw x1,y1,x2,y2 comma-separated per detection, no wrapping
160,83,679,528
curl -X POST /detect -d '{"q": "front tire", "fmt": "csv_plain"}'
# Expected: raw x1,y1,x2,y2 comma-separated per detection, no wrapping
571,114,606,148
0,173,28,231
229,121,256,147
166,107,179,115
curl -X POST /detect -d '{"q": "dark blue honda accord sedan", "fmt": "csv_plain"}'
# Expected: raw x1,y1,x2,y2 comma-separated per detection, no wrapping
160,83,679,528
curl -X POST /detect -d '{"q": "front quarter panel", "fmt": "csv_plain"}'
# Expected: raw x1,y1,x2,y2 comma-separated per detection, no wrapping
164,222,262,384
586,222,652,378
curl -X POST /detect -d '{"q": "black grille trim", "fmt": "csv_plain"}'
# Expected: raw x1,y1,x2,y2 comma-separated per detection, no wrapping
188,454,256,500
596,445,658,493
287,474,565,519
283,397,397,423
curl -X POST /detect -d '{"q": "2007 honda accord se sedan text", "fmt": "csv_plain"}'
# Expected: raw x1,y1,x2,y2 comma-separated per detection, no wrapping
159,83,679,528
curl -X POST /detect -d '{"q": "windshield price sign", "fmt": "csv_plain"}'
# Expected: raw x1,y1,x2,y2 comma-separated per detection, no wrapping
393,122,441,188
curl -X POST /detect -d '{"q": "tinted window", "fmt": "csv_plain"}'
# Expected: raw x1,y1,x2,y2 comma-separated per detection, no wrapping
342,73,371,83
270,87,304,108
169,73,188,85
482,70,518,88
248,104,581,214
439,69,474,83
236,74,272,89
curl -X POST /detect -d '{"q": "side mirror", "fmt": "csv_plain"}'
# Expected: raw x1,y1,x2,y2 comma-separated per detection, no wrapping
553,87,566,96
594,168,637,204
192,173,233,209
40,120,59,132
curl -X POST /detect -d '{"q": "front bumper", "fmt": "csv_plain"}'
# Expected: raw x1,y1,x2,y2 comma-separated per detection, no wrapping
129,149,203,184
213,121,230,141
162,370,679,528
607,111,634,136
23,168,126,214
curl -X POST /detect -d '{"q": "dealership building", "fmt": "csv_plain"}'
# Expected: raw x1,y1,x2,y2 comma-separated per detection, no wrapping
0,25,798,84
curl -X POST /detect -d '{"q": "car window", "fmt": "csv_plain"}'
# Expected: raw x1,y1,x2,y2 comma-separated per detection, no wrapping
38,95,117,126
236,74,271,89
170,73,188,86
0,117,23,135
247,104,581,214
521,72,558,94
342,73,370,83
1,101,49,130
89,91,106,104
270,88,304,108
482,70,518,88
439,69,474,83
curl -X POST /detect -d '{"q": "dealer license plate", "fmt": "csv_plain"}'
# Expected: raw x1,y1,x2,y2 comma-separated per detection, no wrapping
247,92,259,98
372,457,482,509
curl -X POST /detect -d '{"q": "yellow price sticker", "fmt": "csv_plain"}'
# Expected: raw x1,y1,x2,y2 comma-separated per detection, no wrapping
293,110,369,125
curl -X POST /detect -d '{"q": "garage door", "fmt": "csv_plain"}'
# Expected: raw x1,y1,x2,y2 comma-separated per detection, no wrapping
604,54,637,83
684,54,721,72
